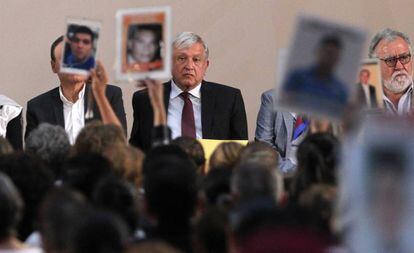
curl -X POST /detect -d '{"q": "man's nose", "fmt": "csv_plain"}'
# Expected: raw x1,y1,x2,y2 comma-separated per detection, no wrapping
184,59,195,69
395,58,405,70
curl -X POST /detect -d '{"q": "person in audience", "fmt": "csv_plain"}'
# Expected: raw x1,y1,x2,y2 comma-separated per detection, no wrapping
369,28,413,115
26,36,127,143
171,136,206,174
92,176,140,237
130,32,248,151
200,168,232,210
209,142,243,171
25,123,70,179
0,153,54,240
0,172,42,253
289,133,339,202
126,240,183,253
72,211,128,253
0,95,23,150
61,153,114,200
39,187,89,253
194,207,229,253
143,144,197,252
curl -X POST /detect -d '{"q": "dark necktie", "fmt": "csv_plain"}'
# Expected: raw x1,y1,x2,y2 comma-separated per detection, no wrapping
180,92,196,138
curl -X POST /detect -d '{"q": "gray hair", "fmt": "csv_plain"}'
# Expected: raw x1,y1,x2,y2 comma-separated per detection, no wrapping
25,123,70,165
173,32,209,59
368,28,412,58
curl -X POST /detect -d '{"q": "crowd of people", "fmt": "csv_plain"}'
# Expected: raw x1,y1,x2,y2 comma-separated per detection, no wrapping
0,26,413,252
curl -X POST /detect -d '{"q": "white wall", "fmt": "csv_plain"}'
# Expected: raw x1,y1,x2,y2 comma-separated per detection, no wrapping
3,0,414,139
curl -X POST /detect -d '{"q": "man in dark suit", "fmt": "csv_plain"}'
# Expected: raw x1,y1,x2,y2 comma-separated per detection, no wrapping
26,36,126,143
129,32,248,151
357,68,377,108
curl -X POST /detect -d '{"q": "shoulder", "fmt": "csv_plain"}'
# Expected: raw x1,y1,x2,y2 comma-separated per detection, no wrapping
202,81,242,95
105,84,123,94
27,87,59,107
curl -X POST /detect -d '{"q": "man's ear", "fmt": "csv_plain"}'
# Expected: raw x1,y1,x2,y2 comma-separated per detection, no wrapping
51,60,58,73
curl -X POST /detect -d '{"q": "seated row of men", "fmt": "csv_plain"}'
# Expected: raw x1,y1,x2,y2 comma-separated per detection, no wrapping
1,28,413,172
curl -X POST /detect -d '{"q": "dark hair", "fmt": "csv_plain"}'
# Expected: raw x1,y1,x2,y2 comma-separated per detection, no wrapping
202,168,232,208
72,26,95,42
50,35,64,62
0,172,23,240
290,133,339,201
319,35,342,50
92,177,140,235
171,136,206,169
195,208,229,253
0,152,54,240
39,187,89,253
143,147,197,225
73,211,128,253
61,153,114,200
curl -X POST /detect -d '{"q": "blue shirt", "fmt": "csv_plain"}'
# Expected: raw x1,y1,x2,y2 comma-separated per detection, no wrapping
64,52,95,70
284,67,349,105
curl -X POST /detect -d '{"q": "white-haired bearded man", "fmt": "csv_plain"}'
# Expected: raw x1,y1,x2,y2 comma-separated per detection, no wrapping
369,28,413,115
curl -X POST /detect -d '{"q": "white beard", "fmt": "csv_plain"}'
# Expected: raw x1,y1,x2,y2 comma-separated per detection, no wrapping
383,70,413,93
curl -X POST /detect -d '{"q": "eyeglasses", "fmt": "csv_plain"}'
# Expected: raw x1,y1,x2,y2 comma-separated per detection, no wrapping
379,53,411,67
71,37,92,45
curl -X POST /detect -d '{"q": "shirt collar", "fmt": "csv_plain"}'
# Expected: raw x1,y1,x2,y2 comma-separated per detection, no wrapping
59,83,86,105
170,80,201,99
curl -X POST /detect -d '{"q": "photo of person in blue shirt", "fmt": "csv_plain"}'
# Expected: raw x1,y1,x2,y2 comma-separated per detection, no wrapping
63,26,96,71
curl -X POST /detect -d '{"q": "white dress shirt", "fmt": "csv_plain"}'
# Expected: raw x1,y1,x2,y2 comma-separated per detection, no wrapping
167,80,202,139
383,85,413,115
59,84,85,144
0,95,22,138
362,84,372,107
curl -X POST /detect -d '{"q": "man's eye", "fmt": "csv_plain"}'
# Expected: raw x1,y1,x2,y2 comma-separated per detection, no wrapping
177,56,186,61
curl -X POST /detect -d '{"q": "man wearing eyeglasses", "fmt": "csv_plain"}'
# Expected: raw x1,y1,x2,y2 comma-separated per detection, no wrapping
129,32,248,151
63,26,96,70
369,28,413,115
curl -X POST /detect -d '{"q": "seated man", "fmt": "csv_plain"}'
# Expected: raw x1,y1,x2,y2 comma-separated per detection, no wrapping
255,89,308,174
26,36,126,144
63,26,96,70
130,32,248,151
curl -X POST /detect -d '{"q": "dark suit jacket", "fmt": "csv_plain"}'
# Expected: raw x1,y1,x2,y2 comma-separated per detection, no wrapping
129,80,248,151
25,84,127,139
357,83,377,107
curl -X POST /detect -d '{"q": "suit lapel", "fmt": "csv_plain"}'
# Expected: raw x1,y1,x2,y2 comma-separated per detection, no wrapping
51,87,65,128
201,81,214,138
282,112,294,156
163,81,171,114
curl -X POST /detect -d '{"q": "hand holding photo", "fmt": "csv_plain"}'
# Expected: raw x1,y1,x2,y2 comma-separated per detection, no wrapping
60,18,101,76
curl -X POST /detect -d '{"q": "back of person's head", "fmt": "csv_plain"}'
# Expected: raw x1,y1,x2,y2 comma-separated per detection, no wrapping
143,144,192,175
194,207,229,253
298,184,336,235
143,145,197,226
0,152,54,240
92,176,140,235
201,168,232,209
239,141,279,170
0,172,23,241
126,240,183,253
73,211,128,253
171,137,206,173
209,142,243,171
121,145,145,189
73,121,126,156
0,137,13,156
25,123,70,179
231,161,281,205
61,153,114,200
39,187,89,253
291,133,339,201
